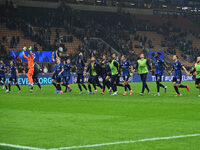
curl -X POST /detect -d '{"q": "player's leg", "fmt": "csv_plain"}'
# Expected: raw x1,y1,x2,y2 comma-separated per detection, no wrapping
173,77,181,96
195,78,200,96
66,76,71,92
102,76,106,94
123,76,127,96
55,77,62,94
93,76,97,94
111,75,117,95
96,76,102,89
80,74,87,92
1,76,8,90
87,77,92,93
7,78,12,93
14,78,21,92
77,74,82,93
178,77,190,92
52,74,57,88
125,75,132,95
35,78,41,90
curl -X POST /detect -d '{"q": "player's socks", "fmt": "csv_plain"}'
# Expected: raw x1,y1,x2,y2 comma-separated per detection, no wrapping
68,85,71,90
157,84,160,93
37,83,41,89
127,84,131,91
16,84,21,91
179,85,187,88
142,83,145,93
145,84,150,92
92,83,96,90
4,85,8,89
57,84,61,91
53,83,57,88
106,81,110,89
174,86,180,94
82,84,87,91
88,84,92,92
8,84,11,91
159,83,165,88
78,84,82,92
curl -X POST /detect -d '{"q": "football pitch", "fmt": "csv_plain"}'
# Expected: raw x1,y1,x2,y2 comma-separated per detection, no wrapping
0,81,200,150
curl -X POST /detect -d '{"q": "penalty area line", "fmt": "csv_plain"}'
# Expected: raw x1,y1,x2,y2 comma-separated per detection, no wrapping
49,133,200,150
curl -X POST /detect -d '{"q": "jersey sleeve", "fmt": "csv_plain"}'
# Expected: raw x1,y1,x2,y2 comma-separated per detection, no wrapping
23,53,29,60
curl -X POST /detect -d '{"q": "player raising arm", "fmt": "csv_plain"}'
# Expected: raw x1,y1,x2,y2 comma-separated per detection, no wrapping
168,55,190,96
23,46,34,92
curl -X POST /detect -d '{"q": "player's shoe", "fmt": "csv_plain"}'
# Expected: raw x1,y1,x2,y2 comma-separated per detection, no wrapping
59,91,63,94
129,90,133,95
198,95,200,97
164,86,167,93
5,89,10,93
101,92,104,95
140,92,144,96
18,90,21,93
54,90,59,94
87,90,90,94
155,93,160,96
40,88,43,91
93,90,97,94
2,85,5,89
109,89,112,95
175,94,182,97
79,91,83,94
148,91,151,95
68,88,72,92
123,92,127,96
29,89,33,93
112,92,118,95
186,85,190,92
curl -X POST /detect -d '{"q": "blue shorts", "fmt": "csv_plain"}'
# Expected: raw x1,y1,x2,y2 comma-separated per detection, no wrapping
88,75,97,84
123,75,130,81
63,76,70,83
173,76,182,84
9,76,18,83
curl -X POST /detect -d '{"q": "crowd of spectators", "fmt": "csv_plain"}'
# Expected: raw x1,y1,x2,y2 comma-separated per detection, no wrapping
0,1,200,72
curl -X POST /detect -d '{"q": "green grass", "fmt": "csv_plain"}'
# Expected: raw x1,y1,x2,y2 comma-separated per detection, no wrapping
0,81,200,150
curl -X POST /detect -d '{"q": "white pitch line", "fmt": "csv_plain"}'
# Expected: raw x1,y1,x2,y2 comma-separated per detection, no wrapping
0,143,45,150
48,133,200,150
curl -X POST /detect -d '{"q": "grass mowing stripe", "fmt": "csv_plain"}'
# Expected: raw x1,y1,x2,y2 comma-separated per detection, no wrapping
48,133,200,150
0,143,45,150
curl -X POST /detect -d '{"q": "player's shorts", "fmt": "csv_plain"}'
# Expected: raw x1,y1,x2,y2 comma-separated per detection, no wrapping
9,77,18,83
155,74,162,82
33,76,39,83
77,74,84,84
123,75,130,81
173,76,182,84
0,76,6,82
63,76,70,83
111,74,118,84
52,73,57,80
56,76,62,83
195,78,200,85
88,75,97,84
